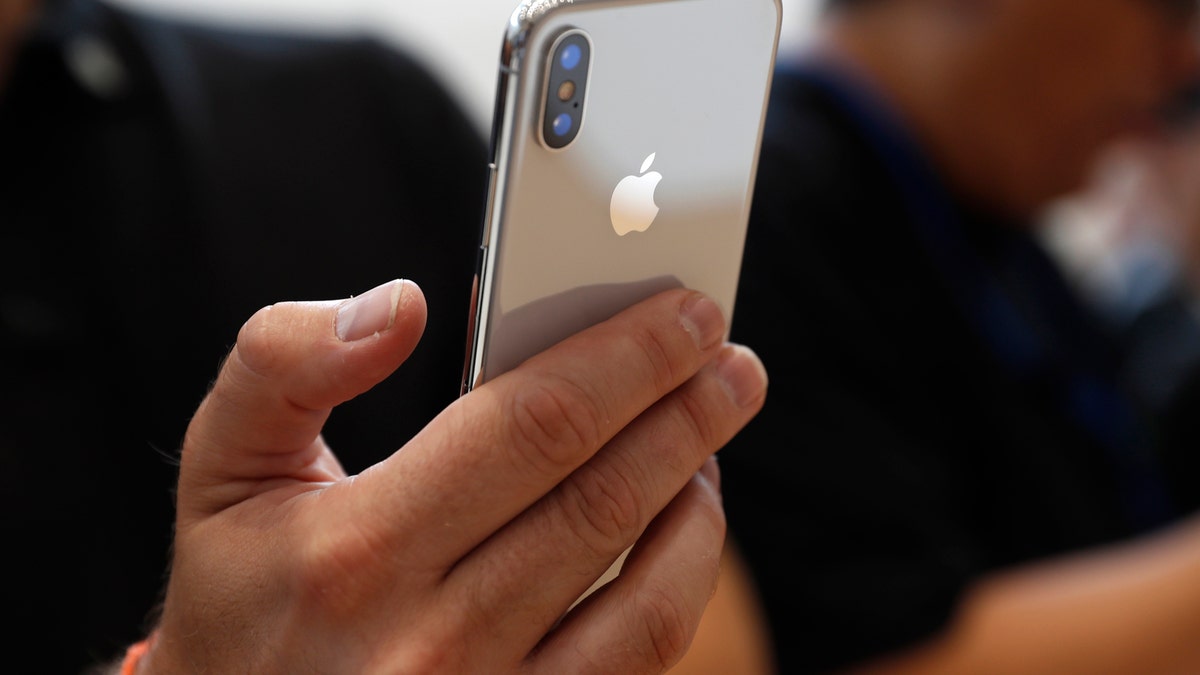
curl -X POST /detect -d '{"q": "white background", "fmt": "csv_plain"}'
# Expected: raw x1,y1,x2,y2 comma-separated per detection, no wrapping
108,0,823,132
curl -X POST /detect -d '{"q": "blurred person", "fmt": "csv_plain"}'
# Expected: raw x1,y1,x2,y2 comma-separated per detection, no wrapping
0,0,769,672
673,0,1200,673
2,0,480,668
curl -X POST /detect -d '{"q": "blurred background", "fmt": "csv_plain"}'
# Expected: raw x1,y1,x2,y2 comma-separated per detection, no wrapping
108,0,823,133
101,0,1200,335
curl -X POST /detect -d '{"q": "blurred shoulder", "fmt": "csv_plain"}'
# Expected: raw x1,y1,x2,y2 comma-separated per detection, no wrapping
103,0,481,144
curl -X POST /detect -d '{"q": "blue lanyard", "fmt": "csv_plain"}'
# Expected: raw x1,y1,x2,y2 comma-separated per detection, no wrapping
787,62,1175,532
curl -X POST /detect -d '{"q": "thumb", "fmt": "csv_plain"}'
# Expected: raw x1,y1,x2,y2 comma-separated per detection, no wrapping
178,279,427,518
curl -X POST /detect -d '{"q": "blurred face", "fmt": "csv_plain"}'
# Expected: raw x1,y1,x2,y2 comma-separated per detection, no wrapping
951,0,1199,215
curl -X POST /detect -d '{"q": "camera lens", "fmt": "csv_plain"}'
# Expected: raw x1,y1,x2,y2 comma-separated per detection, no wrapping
560,43,582,70
552,113,573,137
543,31,589,149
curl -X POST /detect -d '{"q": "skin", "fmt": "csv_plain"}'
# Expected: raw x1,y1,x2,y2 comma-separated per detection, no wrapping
673,0,1200,673
1,4,768,669
842,519,1200,675
136,281,768,673
669,540,778,674
825,0,1200,219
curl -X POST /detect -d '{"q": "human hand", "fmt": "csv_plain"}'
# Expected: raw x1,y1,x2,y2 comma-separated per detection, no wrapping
1042,132,1200,318
137,279,767,674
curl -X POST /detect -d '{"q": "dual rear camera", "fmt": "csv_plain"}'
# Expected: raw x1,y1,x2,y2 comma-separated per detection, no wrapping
542,31,591,149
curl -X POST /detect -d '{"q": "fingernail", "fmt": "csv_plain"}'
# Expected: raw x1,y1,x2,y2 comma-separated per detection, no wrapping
336,279,407,342
679,293,725,350
714,344,768,408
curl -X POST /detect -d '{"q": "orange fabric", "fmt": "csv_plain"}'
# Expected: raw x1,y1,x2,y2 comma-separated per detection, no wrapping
119,633,156,675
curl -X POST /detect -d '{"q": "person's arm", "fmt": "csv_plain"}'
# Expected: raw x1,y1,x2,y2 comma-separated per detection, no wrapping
671,518,1200,675
840,516,1200,675
114,279,766,673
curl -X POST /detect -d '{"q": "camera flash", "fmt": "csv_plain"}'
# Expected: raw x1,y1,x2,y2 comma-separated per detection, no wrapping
557,80,576,102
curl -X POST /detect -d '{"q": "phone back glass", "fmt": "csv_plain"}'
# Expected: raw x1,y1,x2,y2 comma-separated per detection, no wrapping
464,0,781,392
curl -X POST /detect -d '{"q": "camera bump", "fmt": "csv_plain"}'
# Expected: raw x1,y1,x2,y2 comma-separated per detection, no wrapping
542,30,590,149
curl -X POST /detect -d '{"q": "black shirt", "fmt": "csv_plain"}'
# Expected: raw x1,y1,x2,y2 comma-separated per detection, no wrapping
720,62,1200,674
0,1,486,670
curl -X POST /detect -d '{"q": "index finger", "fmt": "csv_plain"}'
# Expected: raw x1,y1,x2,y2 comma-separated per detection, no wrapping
350,288,729,565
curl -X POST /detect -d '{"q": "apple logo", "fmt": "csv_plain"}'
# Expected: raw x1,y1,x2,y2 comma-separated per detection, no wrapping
610,152,663,236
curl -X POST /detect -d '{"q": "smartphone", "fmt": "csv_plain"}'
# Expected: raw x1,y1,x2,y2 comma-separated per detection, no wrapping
460,0,782,395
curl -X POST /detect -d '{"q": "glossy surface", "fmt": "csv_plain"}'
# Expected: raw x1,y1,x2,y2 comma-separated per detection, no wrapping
464,0,782,392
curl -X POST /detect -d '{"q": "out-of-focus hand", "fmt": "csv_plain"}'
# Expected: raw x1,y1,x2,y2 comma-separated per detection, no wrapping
1042,131,1200,318
138,279,767,674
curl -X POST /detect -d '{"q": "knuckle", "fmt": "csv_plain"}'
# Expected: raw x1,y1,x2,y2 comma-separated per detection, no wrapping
232,304,285,377
657,384,720,468
629,324,682,395
373,640,466,675
674,382,724,450
291,516,391,620
505,377,606,475
561,462,645,555
629,580,696,671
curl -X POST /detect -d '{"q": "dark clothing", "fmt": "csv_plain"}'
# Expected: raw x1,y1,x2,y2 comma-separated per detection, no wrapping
0,1,486,671
721,62,1200,674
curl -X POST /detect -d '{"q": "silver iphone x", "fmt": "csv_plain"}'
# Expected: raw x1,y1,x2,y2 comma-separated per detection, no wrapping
461,0,782,394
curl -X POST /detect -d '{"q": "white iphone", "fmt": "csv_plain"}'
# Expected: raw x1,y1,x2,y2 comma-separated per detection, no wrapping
461,0,782,395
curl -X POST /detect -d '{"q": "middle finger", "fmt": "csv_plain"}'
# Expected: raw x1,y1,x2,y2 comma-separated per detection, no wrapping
446,342,767,654
343,289,730,566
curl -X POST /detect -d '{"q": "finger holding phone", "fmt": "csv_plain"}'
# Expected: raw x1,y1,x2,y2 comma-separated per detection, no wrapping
136,279,767,674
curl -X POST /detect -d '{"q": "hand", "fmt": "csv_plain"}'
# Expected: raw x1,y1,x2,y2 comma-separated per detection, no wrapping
138,279,767,674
